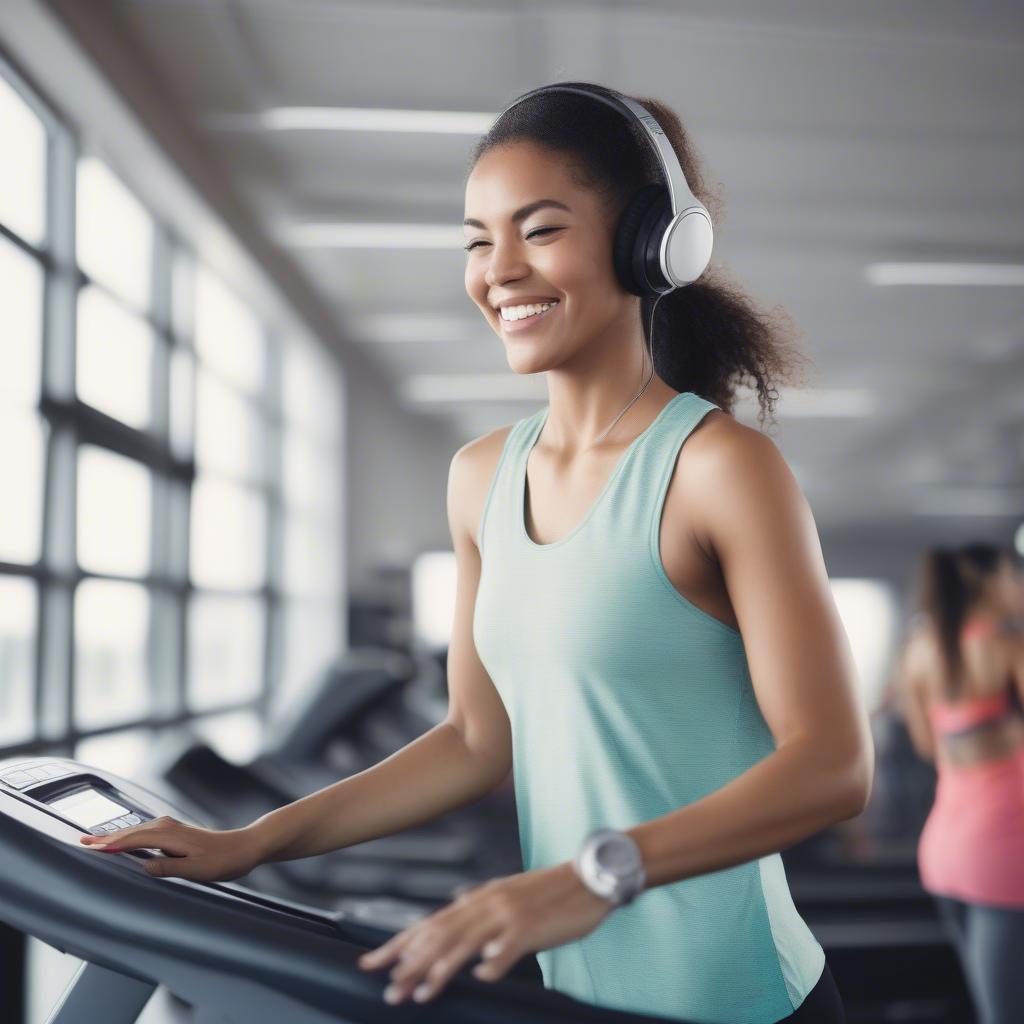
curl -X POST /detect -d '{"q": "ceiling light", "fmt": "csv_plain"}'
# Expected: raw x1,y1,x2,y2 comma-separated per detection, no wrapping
911,488,1024,518
278,223,462,249
205,108,493,134
735,387,877,417
866,263,1024,287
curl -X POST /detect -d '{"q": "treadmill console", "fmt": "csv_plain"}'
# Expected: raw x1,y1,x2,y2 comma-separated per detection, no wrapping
0,759,156,837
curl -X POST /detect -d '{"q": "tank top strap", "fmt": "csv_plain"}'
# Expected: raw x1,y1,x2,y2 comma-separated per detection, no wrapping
603,390,721,550
477,407,547,556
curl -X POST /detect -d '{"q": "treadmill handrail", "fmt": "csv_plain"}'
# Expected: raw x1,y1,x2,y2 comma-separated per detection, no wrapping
0,789,691,1024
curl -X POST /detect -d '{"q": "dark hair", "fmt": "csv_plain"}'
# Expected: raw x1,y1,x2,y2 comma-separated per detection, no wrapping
912,543,1016,698
466,80,813,432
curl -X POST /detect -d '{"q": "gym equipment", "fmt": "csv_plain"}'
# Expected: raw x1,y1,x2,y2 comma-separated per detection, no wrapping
0,755,701,1024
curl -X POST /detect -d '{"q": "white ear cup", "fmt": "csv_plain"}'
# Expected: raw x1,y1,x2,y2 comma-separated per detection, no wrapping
661,208,713,288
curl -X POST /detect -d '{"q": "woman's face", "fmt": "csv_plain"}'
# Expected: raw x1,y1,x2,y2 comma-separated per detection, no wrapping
463,141,635,373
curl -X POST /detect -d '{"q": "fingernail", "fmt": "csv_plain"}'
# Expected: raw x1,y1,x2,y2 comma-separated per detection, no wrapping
383,985,401,1004
413,983,430,1002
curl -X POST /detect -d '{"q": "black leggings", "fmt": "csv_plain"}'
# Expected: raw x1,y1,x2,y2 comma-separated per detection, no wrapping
934,895,1024,1024
774,962,845,1023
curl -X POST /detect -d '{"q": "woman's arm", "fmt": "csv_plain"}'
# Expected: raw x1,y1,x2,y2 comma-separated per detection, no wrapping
624,414,875,890
893,633,937,762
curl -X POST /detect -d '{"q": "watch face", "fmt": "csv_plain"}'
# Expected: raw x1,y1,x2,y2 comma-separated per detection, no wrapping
596,837,638,873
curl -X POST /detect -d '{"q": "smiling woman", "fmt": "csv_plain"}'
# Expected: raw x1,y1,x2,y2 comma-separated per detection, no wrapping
348,81,869,1023
69,77,867,1024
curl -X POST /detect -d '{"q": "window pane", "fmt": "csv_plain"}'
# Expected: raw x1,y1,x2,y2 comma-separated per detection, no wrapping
195,367,265,483
75,726,155,777
191,709,263,764
76,157,153,310
0,576,37,745
77,286,155,429
283,516,340,598
194,267,264,395
74,579,150,730
282,434,340,517
0,409,46,565
412,550,456,650
187,594,264,711
0,233,44,408
190,477,265,590
0,74,46,246
282,335,342,443
830,578,899,713
77,446,152,577
275,600,342,715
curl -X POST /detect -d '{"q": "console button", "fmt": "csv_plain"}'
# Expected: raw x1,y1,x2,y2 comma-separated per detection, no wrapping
124,814,142,825
1,772,35,789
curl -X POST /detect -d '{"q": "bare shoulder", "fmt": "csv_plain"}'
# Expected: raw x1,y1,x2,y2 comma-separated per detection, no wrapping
672,408,796,551
449,423,516,551
682,406,780,467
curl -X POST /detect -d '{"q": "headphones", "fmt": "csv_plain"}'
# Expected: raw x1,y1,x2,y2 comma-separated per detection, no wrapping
496,83,714,298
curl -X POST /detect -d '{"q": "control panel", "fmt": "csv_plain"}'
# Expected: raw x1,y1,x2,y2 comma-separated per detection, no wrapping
0,760,155,838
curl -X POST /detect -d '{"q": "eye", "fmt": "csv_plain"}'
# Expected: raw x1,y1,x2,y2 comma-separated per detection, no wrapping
463,227,561,253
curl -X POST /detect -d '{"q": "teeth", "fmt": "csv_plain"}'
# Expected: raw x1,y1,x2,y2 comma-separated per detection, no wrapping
500,301,558,322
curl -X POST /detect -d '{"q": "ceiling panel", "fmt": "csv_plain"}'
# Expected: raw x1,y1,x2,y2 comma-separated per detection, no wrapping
102,0,1023,529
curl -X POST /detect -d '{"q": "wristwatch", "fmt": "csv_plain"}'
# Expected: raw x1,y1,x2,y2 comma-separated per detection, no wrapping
572,828,647,907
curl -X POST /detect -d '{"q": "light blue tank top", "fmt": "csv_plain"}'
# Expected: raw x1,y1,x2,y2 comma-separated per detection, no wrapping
472,391,825,1024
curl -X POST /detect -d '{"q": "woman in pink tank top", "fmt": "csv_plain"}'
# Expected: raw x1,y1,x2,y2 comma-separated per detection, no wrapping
895,543,1024,1024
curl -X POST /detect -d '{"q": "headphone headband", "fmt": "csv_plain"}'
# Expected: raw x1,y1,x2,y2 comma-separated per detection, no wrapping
498,84,702,223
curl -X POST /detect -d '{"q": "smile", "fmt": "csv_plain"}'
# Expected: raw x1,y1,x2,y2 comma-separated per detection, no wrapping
500,301,561,334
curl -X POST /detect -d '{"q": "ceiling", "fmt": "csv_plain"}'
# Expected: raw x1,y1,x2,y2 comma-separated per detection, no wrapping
81,0,1024,529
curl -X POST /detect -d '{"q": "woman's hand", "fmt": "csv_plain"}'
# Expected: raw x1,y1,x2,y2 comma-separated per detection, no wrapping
357,861,615,1005
78,816,264,882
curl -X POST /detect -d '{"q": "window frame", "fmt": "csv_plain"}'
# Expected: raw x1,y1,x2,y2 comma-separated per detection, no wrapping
0,46,346,760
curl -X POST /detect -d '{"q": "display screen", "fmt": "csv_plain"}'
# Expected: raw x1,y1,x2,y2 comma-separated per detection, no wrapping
50,789,130,829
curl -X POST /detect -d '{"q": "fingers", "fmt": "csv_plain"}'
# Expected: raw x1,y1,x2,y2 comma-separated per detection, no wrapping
391,935,489,1004
472,930,519,981
141,855,204,880
357,920,427,972
79,817,190,857
375,917,510,1005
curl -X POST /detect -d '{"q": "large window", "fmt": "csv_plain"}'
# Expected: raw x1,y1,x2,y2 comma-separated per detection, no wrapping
0,53,347,763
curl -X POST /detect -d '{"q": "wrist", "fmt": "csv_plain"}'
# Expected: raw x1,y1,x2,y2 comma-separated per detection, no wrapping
241,815,287,865
572,827,647,907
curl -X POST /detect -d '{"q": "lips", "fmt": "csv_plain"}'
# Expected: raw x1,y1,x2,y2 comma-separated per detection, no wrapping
499,300,561,334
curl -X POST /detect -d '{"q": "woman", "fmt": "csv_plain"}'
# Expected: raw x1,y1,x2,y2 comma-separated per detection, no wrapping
896,544,1024,1023
81,82,872,1023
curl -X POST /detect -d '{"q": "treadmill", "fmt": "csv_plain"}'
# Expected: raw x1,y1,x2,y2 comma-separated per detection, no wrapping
0,755,697,1024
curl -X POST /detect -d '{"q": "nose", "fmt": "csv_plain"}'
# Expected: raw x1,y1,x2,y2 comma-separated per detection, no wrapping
484,238,529,289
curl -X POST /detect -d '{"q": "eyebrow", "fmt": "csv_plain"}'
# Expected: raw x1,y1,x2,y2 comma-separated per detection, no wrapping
463,198,572,230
